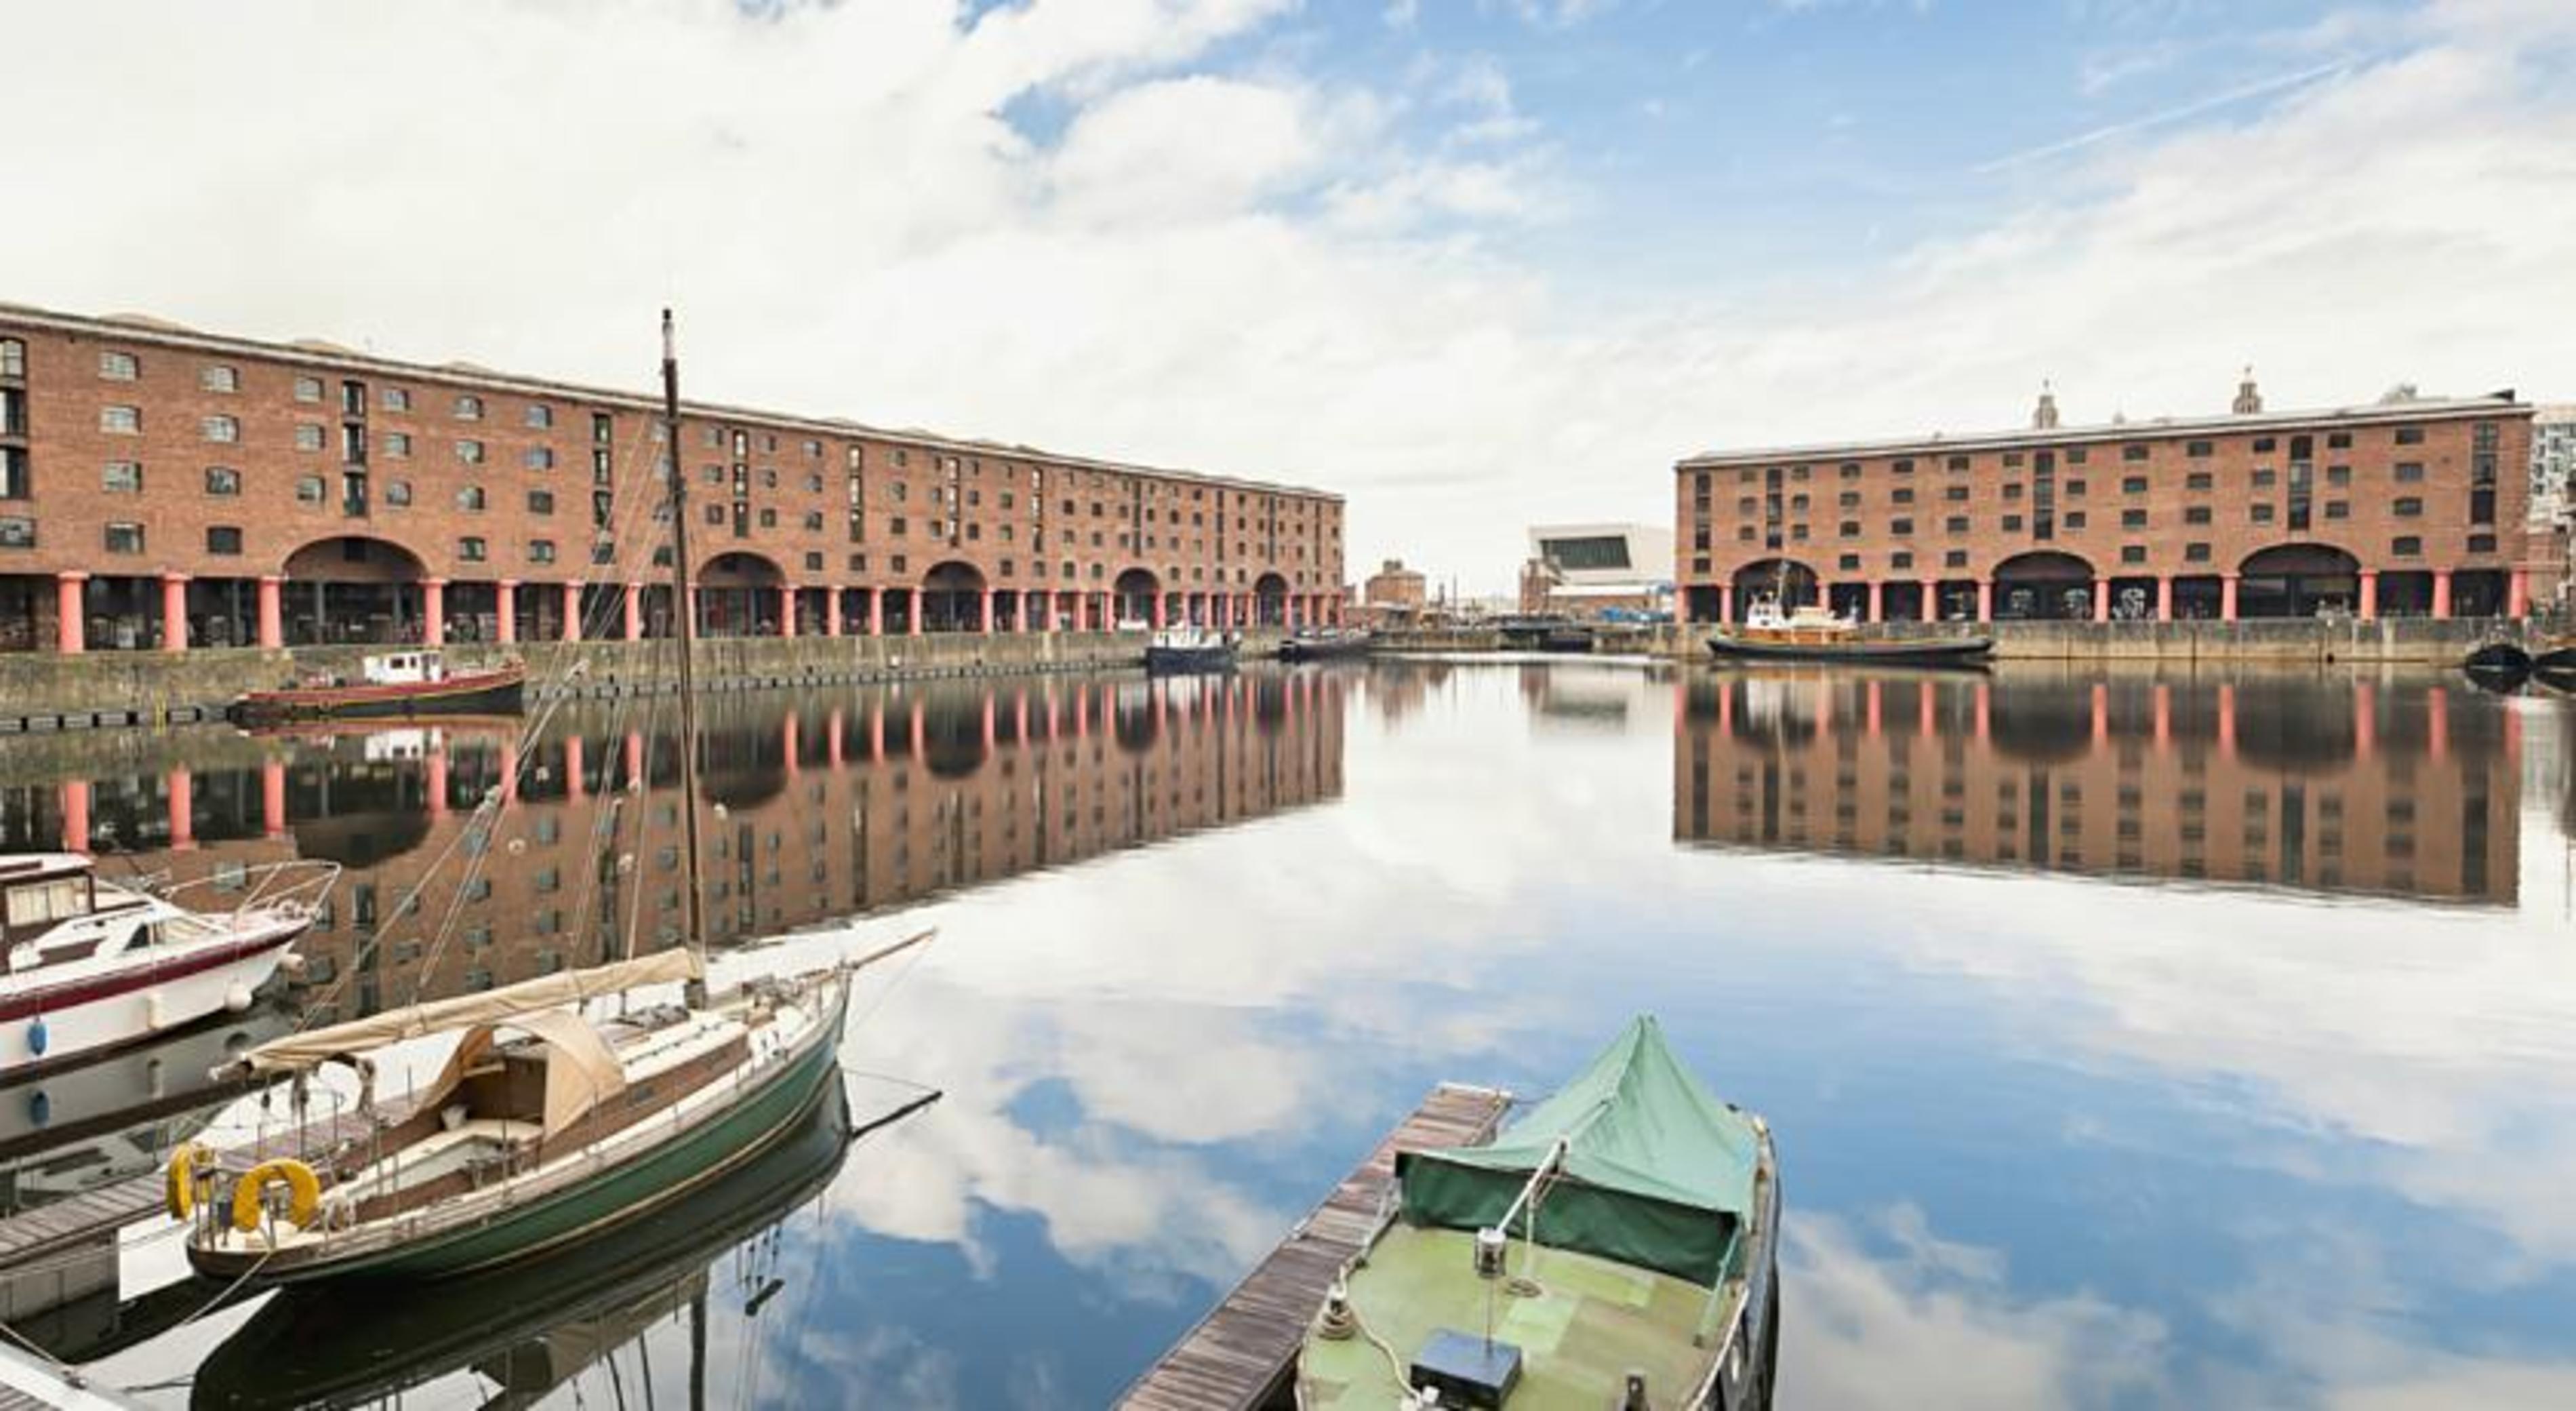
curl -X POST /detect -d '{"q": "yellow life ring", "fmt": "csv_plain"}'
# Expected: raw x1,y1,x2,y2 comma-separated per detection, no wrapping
228,1158,323,1233
163,1141,215,1220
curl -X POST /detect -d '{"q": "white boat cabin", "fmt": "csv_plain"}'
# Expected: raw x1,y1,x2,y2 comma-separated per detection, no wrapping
1,855,196,974
361,650,451,686
1740,594,1857,638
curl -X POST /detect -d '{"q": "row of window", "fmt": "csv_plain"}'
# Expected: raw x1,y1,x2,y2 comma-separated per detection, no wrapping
1686,533,2494,577
1693,426,2441,488
1700,463,2433,518
1705,496,2444,546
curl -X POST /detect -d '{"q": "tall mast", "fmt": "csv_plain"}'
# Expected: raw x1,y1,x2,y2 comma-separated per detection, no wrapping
662,309,710,1005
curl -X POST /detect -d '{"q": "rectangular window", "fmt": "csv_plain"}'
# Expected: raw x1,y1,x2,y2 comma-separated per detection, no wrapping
0,517,31,549
2325,500,2350,519
385,480,411,506
2120,545,2148,565
2122,509,2148,528
2002,514,2024,532
1945,515,1969,534
2394,426,2423,445
2469,532,2498,553
529,539,557,563
2186,471,2213,491
2063,511,2087,529
2327,430,2354,450
2252,469,2276,489
382,386,411,412
2185,542,2211,562
2122,444,2149,462
2390,536,2421,557
380,431,409,458
206,525,243,555
104,522,144,553
1892,458,1914,474
1945,456,1969,472
200,363,237,393
2393,497,2422,517
524,403,553,429
456,485,485,511
459,536,487,561
294,376,323,402
2121,476,2148,494
1838,520,1861,538
2327,465,2352,486
295,423,325,451
455,395,483,420
2251,503,2276,523
0,340,21,378
2186,439,2213,458
524,446,555,471
1891,517,1914,536
527,490,555,514
2251,437,2276,453
100,405,141,434
2184,505,2211,525
456,439,485,464
204,466,240,496
101,460,142,493
296,475,325,503
2394,462,2423,482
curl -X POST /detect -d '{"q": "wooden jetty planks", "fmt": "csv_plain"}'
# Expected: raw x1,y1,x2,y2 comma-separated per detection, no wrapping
1118,1081,1512,1411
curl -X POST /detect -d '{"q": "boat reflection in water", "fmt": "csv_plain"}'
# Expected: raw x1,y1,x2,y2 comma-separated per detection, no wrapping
190,1075,858,1410
0,673,1346,1020
1674,669,2519,904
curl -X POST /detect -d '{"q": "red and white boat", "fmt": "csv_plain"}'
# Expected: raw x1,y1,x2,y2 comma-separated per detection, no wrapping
0,854,331,1075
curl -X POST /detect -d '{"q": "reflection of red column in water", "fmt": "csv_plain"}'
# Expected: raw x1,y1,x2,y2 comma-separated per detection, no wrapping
1813,679,1831,736
2505,696,2522,762
784,712,801,779
869,702,887,763
827,709,844,768
2428,685,2448,763
168,770,195,850
626,730,645,786
2217,683,2237,760
426,749,449,819
1919,680,1935,739
500,742,519,805
982,694,997,753
2152,683,2171,751
1866,680,1883,740
262,759,288,838
61,780,91,854
2354,681,2375,761
1015,690,1029,746
1974,680,1991,745
1076,684,1091,738
2090,683,2108,748
1717,681,1733,738
565,735,586,799
910,699,927,759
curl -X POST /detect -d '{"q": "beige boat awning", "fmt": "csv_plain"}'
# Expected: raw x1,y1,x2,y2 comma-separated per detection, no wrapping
420,1006,632,1139
233,949,703,1075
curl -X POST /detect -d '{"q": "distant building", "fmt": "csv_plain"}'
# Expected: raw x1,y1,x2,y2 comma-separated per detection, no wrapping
1521,523,1674,620
1363,558,1427,610
1675,376,2537,623
2535,407,2575,614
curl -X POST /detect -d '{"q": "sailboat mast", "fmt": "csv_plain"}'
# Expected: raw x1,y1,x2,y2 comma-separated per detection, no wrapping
662,310,710,997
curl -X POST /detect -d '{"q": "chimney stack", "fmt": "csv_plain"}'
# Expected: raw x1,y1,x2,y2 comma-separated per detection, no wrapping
2032,380,2060,430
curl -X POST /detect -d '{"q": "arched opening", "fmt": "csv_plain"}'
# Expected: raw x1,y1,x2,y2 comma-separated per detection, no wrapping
1114,569,1161,629
283,536,429,646
1728,560,1817,620
2237,544,2358,619
1991,552,2095,621
921,561,988,633
698,553,784,637
2451,569,2508,618
1253,572,1290,628
1989,682,2095,766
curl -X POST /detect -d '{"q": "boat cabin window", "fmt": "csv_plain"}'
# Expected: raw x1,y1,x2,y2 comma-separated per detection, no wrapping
5,877,89,928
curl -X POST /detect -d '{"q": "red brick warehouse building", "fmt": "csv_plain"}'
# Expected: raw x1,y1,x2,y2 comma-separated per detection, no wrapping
1673,376,2538,626
0,304,1346,654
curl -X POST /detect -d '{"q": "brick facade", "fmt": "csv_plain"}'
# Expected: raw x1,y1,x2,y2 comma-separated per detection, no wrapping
1674,384,2537,624
0,306,1345,652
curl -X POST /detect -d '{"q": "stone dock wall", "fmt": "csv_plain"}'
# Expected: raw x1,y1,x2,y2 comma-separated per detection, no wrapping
1375,616,2535,665
0,629,1291,732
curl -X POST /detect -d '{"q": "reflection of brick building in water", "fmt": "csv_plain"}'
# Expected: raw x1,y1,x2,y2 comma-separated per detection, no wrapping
1674,673,2519,904
7,674,1345,1020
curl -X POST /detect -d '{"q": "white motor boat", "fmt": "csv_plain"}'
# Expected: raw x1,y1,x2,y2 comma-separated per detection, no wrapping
0,854,331,1076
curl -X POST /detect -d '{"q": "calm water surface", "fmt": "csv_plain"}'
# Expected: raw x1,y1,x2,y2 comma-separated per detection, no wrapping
3,660,2571,1409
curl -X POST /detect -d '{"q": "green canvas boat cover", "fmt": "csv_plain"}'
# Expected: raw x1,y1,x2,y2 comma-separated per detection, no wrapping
1395,1015,1762,1287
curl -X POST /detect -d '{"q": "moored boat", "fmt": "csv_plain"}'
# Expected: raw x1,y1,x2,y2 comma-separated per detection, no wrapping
0,854,327,1077
1291,1016,1781,1410
1710,594,1993,667
1144,624,1240,674
1277,627,1374,662
2463,639,2534,675
228,650,525,726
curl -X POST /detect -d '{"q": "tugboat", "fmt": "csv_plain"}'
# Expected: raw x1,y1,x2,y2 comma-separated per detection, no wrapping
227,650,526,726
1277,627,1374,662
1709,594,1994,667
0,854,328,1077
1144,624,1240,675
1291,1016,1782,1410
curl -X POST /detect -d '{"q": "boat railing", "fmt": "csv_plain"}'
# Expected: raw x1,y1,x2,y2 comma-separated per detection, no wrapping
158,859,344,925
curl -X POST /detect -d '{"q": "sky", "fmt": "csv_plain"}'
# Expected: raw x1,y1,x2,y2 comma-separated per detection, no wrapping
7,0,2575,593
